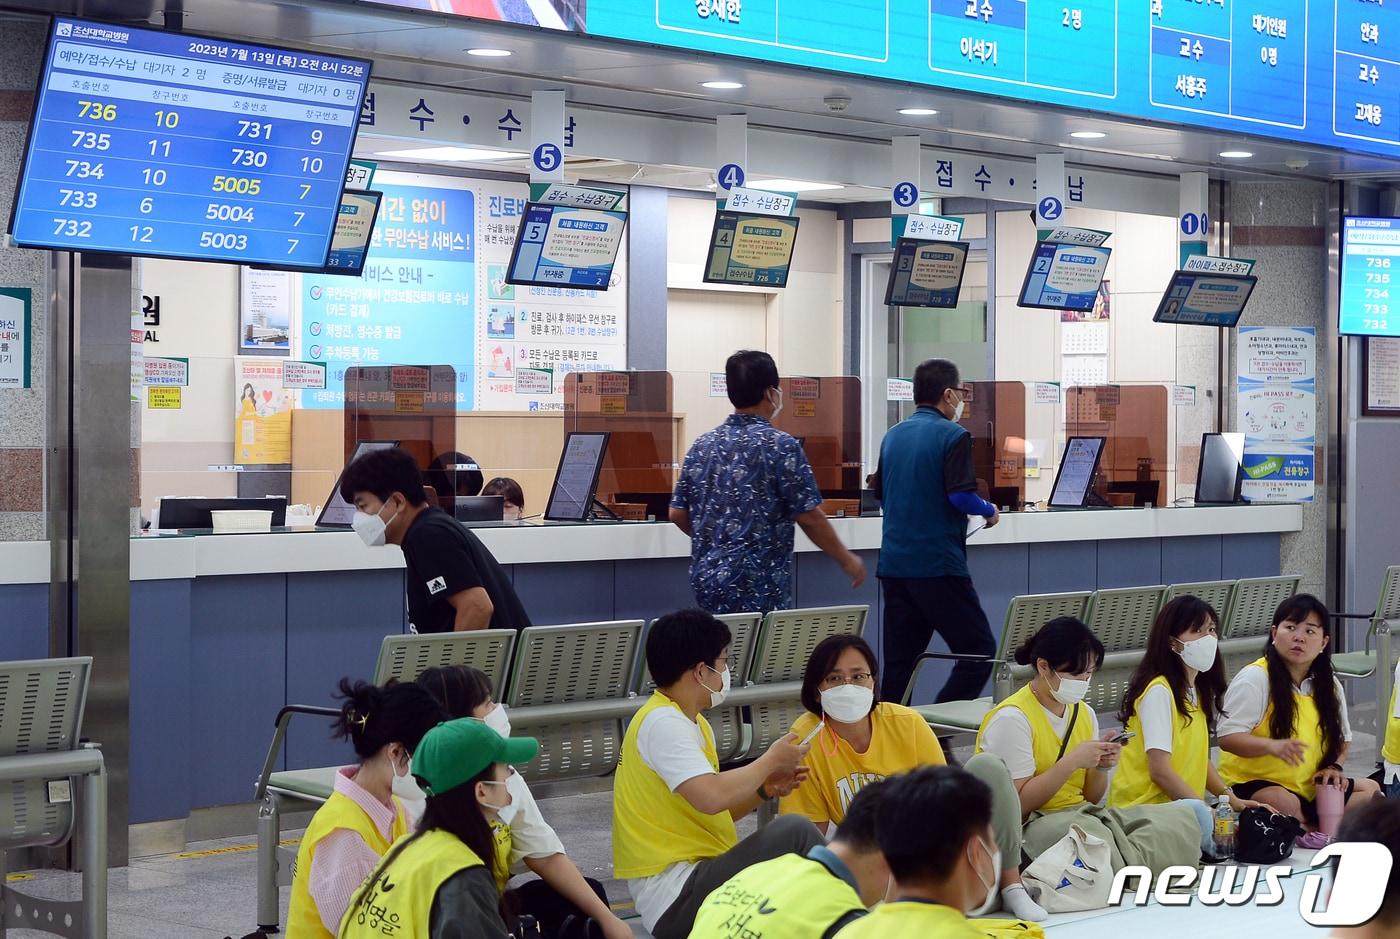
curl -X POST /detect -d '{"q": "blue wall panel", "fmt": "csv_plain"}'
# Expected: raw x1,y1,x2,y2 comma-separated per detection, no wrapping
612,556,694,621
189,575,287,808
1096,538,1162,588
1220,533,1282,580
129,579,193,824
794,549,880,616
1161,535,1225,587
285,570,407,771
1028,541,1098,594
0,585,49,661
513,561,614,625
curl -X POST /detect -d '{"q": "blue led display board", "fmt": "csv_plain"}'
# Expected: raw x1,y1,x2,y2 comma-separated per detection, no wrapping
1341,216,1400,337
507,203,627,290
9,17,370,268
584,2,1400,159
1153,270,1258,327
1018,241,1111,311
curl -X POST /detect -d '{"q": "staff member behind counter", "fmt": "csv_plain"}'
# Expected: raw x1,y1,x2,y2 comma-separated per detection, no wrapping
342,447,531,633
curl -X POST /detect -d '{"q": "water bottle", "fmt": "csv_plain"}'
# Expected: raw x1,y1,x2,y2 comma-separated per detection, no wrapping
1213,795,1237,859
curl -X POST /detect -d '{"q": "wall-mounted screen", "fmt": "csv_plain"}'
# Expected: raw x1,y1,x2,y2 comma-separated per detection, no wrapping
1048,436,1106,509
255,189,382,277
885,238,970,309
8,17,370,268
1153,270,1257,328
1341,217,1400,338
1018,242,1111,312
545,432,611,522
506,202,627,290
704,211,801,288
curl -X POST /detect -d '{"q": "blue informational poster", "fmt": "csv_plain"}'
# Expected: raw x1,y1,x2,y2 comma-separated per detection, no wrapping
583,2,1400,159
1018,242,1111,311
885,238,969,308
704,211,801,287
300,180,476,409
9,17,369,267
506,203,627,289
1236,326,1315,503
1340,217,1400,337
1153,271,1258,327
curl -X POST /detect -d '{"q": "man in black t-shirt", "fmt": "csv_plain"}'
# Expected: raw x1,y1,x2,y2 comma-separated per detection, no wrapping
340,447,531,633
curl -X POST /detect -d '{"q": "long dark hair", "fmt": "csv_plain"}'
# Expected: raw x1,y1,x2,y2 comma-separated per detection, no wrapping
419,664,494,719
343,762,504,925
1015,616,1105,676
801,635,879,714
1264,594,1343,772
1118,596,1225,730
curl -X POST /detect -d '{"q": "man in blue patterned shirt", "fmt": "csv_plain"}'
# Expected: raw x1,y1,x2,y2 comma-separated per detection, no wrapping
670,351,866,614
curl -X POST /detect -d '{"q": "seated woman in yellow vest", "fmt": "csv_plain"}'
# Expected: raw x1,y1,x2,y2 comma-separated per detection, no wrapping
1384,657,1400,798
836,765,1000,939
612,610,825,939
692,776,894,938
975,617,1200,875
339,717,539,939
287,678,446,938
1109,595,1274,856
780,635,1046,922
1219,594,1382,843
418,664,631,939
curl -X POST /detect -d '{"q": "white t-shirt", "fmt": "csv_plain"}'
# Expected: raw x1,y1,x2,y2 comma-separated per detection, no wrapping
981,700,1101,781
1139,684,1197,754
1385,660,1400,785
503,770,566,873
626,706,719,933
1218,665,1353,740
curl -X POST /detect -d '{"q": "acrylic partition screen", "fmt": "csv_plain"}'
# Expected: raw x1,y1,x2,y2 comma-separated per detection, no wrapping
959,382,1028,510
1064,384,1169,508
772,377,862,499
564,371,678,517
343,365,458,512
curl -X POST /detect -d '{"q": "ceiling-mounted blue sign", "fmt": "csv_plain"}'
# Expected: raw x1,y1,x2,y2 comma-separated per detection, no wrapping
582,2,1400,159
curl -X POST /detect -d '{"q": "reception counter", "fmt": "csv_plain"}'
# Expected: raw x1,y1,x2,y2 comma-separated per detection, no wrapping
0,503,1302,830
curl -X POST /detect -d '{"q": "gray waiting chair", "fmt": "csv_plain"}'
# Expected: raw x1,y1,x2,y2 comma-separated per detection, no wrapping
1085,585,1166,652
503,620,644,783
909,590,1092,736
0,656,106,939
737,605,869,760
255,629,517,933
1164,580,1237,625
1333,566,1400,732
1223,575,1301,639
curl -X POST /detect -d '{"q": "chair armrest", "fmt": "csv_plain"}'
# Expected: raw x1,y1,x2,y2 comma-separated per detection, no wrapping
1329,612,1377,620
900,652,1002,706
253,705,340,802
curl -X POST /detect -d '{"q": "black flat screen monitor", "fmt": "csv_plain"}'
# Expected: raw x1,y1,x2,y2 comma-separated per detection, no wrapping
455,495,505,522
885,238,970,308
1048,437,1106,508
1196,432,1246,504
703,211,801,287
506,202,627,290
1108,480,1161,508
544,432,611,522
1018,242,1112,312
158,496,288,530
1152,270,1257,328
316,440,400,527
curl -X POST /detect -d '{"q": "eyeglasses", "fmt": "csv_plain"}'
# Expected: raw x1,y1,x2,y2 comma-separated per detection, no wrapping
953,386,973,396
822,671,874,687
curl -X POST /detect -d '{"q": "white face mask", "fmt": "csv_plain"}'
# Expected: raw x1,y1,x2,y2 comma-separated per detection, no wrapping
700,664,731,709
820,684,874,724
351,501,399,548
1050,672,1090,706
952,399,966,422
1176,634,1219,672
483,703,512,739
968,836,1003,915
768,387,784,420
477,778,514,821
390,752,424,801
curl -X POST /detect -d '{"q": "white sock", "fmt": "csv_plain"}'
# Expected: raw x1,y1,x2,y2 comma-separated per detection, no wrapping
1001,883,1048,922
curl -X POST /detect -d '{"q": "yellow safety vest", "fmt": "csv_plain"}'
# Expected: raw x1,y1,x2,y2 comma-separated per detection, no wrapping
490,819,513,894
689,851,865,939
1383,679,1400,766
1219,658,1327,800
288,789,409,939
976,685,1093,813
612,691,738,879
834,900,983,939
338,828,485,939
1109,676,1210,808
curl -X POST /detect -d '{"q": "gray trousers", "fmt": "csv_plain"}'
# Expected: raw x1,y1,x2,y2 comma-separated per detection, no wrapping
651,814,825,939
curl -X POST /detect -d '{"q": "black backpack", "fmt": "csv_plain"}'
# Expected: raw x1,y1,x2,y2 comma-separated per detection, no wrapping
1235,807,1303,863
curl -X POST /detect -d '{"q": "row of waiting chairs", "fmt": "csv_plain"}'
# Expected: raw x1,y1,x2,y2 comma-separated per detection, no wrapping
253,604,868,932
910,575,1304,737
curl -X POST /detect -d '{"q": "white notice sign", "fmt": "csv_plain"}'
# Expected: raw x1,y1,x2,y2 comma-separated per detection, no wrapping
710,373,729,398
887,378,914,401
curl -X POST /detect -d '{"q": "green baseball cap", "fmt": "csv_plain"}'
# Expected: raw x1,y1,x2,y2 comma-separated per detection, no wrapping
412,717,539,797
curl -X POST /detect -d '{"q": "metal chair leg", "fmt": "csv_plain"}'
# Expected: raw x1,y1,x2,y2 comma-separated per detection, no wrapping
80,761,107,939
257,795,282,933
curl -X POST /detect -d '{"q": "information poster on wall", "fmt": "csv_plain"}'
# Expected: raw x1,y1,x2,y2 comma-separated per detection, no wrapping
235,359,293,465
1236,326,1315,503
1364,337,1400,416
0,288,31,389
239,269,294,355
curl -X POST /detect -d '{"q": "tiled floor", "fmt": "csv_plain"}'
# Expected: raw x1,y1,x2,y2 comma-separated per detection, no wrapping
2,728,1380,937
